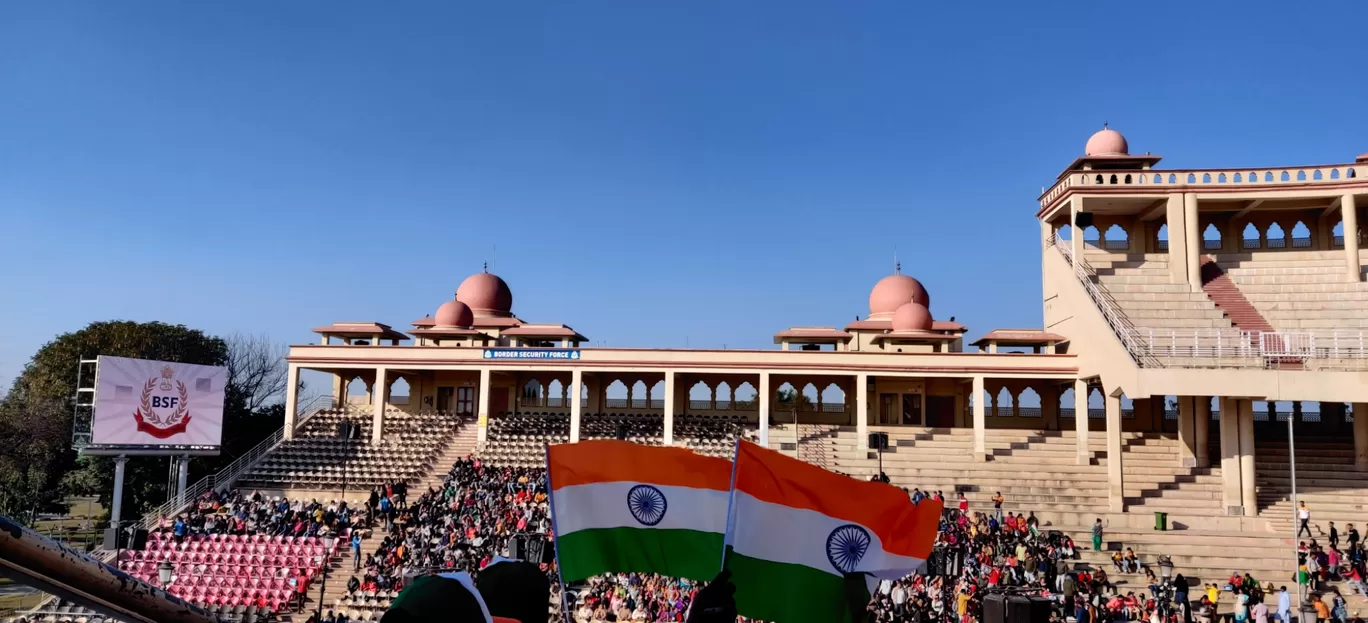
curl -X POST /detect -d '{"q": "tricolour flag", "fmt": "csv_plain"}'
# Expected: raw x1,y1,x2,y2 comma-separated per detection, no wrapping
547,440,731,583
724,440,943,623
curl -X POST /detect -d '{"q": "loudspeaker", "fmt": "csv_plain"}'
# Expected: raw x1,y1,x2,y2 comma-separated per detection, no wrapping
1074,211,1094,228
524,538,545,565
616,423,628,441
338,421,357,440
129,528,148,551
983,594,1007,623
103,528,122,550
508,534,525,561
868,432,889,451
1007,595,1052,623
542,538,557,564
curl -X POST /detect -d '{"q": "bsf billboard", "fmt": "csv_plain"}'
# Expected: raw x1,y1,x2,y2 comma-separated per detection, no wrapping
86,356,227,456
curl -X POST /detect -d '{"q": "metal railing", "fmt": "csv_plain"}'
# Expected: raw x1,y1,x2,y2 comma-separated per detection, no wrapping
137,395,336,530
1050,233,1161,367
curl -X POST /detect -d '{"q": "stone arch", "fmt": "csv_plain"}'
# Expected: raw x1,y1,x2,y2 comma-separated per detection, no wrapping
689,380,712,408
1242,222,1261,249
1099,224,1132,250
776,382,798,405
1266,222,1286,248
522,379,544,407
994,386,1013,417
1057,223,1072,241
734,381,757,408
605,379,629,409
1155,223,1168,250
648,380,665,407
1018,387,1041,418
1088,386,1105,419
801,383,820,408
716,381,733,408
390,377,411,399
346,377,369,397
1083,225,1101,244
1291,221,1311,248
1058,386,1075,418
547,379,565,407
1333,220,1345,247
631,380,649,408
1203,223,1223,251
820,383,845,411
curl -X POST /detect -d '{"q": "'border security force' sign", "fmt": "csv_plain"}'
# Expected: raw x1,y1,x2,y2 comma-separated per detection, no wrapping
482,348,581,361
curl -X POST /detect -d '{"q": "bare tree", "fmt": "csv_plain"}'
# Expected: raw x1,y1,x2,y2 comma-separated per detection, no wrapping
225,332,289,413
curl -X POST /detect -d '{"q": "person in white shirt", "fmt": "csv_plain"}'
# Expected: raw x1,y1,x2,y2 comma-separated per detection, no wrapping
1298,503,1313,538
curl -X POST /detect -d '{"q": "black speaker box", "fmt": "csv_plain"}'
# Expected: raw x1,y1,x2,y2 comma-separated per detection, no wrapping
868,432,889,451
1074,211,1094,228
983,594,1007,623
1007,595,1051,623
129,528,148,550
507,534,524,561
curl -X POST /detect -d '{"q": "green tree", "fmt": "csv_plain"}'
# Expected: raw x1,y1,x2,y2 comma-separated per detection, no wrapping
0,321,285,524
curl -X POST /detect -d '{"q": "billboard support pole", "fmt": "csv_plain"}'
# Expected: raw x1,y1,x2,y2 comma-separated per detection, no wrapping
111,455,127,525
176,457,189,509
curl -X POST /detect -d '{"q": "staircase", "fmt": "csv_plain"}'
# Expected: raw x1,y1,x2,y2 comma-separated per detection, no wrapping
1199,257,1275,332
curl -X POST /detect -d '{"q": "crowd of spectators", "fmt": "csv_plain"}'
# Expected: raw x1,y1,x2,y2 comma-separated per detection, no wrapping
157,488,368,541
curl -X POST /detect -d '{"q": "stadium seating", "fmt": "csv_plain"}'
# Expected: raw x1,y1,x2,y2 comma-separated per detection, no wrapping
1086,252,1235,330
481,412,754,465
1218,250,1368,330
240,408,461,488
115,531,338,616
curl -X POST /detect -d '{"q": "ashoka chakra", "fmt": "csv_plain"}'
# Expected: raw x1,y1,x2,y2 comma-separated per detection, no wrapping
627,484,668,526
826,524,871,573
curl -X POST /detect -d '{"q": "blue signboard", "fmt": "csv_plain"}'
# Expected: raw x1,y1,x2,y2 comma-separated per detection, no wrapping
482,348,581,361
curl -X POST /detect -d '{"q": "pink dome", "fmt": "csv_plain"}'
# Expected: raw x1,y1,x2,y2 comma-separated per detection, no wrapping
892,302,933,332
1085,127,1128,156
434,300,473,328
869,274,931,317
456,272,513,316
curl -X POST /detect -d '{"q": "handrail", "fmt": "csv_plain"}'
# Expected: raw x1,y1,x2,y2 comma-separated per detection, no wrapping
137,395,337,530
1049,234,1161,367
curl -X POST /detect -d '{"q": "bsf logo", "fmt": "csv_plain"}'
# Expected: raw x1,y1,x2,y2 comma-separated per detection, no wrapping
133,366,193,439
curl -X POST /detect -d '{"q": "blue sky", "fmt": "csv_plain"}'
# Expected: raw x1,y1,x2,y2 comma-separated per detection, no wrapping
2,0,1366,392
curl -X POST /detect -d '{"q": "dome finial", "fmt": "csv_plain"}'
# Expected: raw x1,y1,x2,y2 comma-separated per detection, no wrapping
482,261,488,273
1103,120,1108,129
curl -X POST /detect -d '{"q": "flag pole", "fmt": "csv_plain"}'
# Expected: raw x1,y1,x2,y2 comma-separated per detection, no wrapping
721,438,741,573
544,443,572,623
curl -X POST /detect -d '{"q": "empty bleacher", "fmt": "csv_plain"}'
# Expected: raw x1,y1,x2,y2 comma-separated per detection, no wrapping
116,531,335,617
1217,250,1368,331
480,412,754,466
240,408,461,489
1085,252,1234,329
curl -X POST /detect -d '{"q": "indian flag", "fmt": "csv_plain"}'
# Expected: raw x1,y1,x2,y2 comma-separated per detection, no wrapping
724,441,943,623
547,440,731,583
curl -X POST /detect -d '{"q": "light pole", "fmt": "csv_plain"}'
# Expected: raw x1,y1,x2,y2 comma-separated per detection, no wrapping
1288,407,1302,601
316,532,336,620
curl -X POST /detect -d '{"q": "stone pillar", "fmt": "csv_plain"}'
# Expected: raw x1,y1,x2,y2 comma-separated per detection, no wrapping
1239,399,1257,517
477,368,491,444
1177,396,1197,467
284,364,300,441
972,376,986,457
1219,397,1243,515
1343,194,1361,283
758,373,771,447
176,457,190,508
1354,403,1368,470
856,373,869,451
1071,197,1082,270
371,368,387,444
1185,193,1201,290
570,369,583,443
1105,391,1125,512
663,372,675,446
1075,379,1090,465
1165,194,1189,286
1195,397,1211,468
111,456,127,525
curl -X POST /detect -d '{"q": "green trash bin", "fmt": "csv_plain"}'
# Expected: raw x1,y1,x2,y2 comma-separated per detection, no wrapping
1154,511,1168,531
